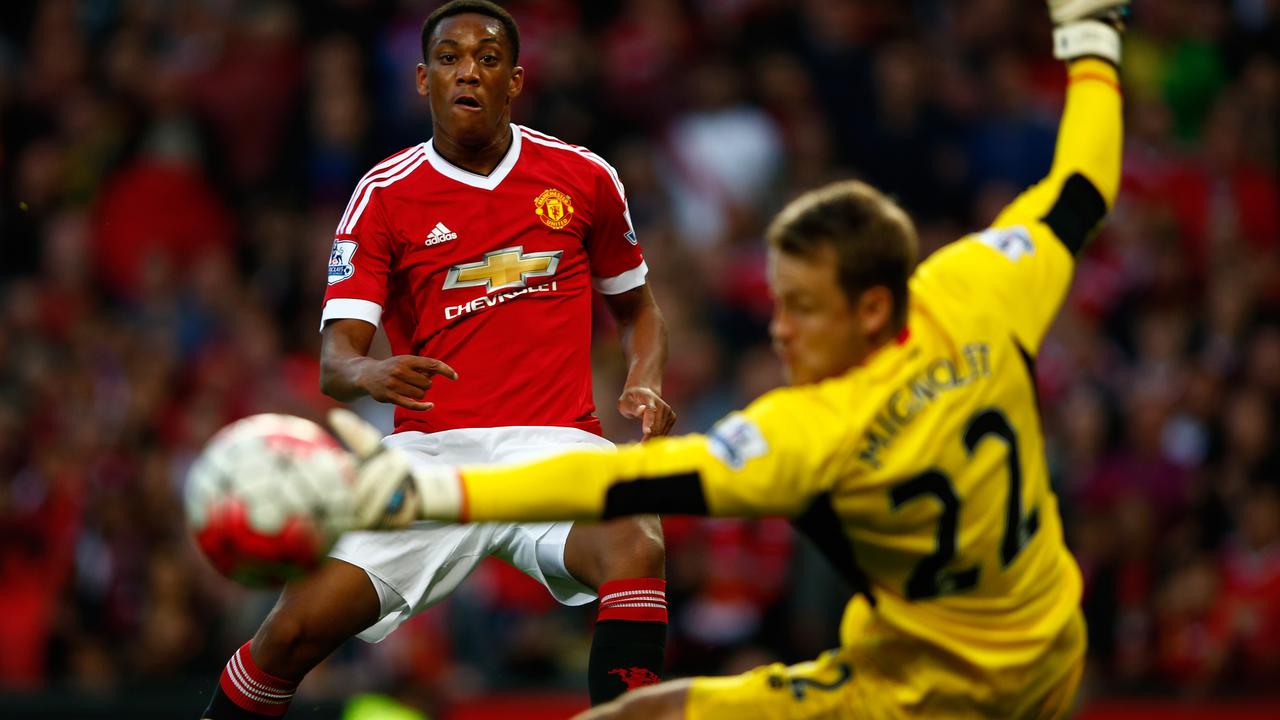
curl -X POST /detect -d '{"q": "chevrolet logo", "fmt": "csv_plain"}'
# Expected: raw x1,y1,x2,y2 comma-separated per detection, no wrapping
443,246,562,294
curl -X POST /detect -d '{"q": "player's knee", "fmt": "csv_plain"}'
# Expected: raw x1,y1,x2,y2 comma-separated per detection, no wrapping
602,516,666,579
632,525,666,577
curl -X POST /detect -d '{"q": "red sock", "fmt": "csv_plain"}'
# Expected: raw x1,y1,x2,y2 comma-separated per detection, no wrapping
217,641,298,717
597,577,668,623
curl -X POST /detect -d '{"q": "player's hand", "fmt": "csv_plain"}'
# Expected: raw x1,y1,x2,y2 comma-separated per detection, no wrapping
358,355,458,412
1047,0,1128,64
1047,0,1129,25
617,386,676,441
328,409,464,529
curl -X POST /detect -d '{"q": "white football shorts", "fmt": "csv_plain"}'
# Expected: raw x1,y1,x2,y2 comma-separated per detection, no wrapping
329,425,611,643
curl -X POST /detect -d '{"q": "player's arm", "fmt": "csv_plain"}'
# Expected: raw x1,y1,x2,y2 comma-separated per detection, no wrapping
922,2,1126,353
319,320,457,412
586,150,675,439
320,163,457,411
603,284,675,439
333,388,843,528
992,34,1124,250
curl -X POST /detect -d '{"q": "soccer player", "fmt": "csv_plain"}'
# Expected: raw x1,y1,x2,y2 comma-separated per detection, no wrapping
202,2,674,717
337,1,1129,717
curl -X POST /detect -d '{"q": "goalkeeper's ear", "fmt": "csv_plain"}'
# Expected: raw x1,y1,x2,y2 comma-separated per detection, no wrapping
1049,1,1129,65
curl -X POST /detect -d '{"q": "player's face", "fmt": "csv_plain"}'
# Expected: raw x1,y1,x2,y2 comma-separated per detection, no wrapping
767,246,887,385
418,14,523,148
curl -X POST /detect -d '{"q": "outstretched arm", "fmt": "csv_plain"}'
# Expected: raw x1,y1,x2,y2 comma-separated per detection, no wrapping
466,392,838,522
333,386,844,528
917,3,1126,355
989,54,1124,254
998,2,1128,247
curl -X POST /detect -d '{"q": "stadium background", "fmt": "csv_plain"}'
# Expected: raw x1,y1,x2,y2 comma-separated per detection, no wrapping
0,0,1277,717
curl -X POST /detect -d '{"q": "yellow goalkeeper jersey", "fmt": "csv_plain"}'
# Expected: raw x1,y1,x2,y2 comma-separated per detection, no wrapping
458,59,1122,717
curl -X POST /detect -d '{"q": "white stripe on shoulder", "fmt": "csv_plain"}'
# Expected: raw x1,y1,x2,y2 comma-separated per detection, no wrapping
518,125,585,149
341,148,429,234
337,145,422,233
338,144,427,234
517,126,628,205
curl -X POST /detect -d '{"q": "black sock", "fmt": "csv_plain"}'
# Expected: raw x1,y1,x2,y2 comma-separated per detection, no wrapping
202,685,275,719
588,619,668,705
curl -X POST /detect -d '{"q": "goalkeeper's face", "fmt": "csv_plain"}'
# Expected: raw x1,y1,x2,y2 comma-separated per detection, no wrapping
767,246,893,385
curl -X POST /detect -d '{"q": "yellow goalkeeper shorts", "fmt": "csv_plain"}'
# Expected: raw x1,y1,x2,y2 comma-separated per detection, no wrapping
684,647,863,720
684,636,1083,720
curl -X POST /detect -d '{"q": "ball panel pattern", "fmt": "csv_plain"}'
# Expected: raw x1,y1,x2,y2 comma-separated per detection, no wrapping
185,414,359,587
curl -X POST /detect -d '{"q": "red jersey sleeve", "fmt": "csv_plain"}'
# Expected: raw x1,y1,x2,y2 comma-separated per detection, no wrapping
321,156,406,329
585,160,647,295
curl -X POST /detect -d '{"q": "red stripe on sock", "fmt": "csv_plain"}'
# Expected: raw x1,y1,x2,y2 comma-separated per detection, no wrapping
597,578,668,623
218,641,298,717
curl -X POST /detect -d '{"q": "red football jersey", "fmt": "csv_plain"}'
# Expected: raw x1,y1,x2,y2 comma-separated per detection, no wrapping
321,125,646,436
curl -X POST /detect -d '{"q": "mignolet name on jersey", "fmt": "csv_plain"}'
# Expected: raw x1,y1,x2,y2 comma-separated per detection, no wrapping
858,342,992,470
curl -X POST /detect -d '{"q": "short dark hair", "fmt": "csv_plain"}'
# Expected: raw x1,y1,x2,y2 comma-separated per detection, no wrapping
422,0,520,65
766,180,918,329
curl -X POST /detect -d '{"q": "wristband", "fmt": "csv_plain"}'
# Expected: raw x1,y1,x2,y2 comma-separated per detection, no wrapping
1054,20,1121,65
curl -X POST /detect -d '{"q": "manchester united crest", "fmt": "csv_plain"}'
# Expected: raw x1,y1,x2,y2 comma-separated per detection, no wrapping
534,188,575,230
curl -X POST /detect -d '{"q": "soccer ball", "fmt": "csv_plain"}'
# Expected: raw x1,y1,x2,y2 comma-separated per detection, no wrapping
185,413,358,587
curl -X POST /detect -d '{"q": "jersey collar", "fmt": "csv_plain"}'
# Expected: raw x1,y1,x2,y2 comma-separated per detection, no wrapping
853,322,915,385
425,123,522,191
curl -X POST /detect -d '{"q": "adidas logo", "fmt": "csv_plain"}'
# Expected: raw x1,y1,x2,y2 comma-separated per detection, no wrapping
425,222,458,246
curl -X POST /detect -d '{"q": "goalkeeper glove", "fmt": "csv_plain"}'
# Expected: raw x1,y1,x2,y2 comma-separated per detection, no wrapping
328,408,463,529
1048,0,1129,65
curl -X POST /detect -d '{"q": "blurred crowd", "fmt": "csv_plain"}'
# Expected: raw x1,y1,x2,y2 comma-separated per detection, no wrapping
1,0,1277,714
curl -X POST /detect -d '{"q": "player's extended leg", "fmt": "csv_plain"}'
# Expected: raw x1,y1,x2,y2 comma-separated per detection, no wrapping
589,649,859,720
563,515,668,705
574,679,692,720
201,559,381,718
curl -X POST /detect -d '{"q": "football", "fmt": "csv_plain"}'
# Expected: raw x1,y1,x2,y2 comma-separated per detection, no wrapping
185,413,359,587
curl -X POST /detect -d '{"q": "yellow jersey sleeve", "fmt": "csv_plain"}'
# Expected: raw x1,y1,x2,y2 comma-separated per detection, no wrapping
459,385,848,522
918,59,1123,354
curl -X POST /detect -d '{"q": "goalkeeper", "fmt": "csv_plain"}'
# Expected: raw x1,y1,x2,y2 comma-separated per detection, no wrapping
339,2,1127,718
